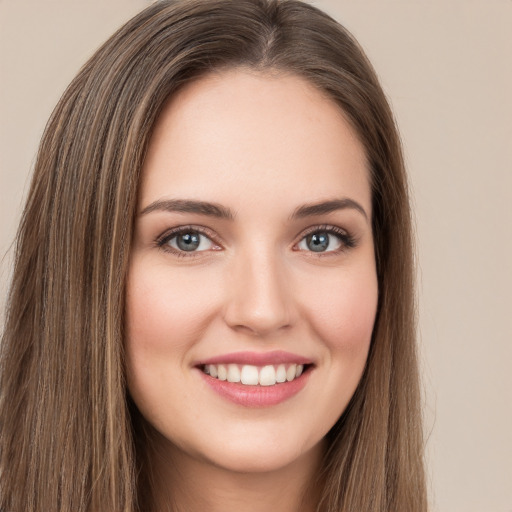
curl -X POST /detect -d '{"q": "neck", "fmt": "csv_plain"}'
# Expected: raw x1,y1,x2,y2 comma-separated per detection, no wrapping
144,432,325,512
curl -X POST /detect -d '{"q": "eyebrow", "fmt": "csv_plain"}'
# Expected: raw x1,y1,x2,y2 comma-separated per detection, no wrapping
140,199,235,220
291,198,368,221
139,197,368,221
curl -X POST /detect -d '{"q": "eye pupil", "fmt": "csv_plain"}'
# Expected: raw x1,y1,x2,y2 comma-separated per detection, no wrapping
307,232,329,252
177,232,200,251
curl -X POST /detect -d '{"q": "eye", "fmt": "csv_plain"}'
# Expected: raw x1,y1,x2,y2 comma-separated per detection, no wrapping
157,227,219,254
296,227,355,253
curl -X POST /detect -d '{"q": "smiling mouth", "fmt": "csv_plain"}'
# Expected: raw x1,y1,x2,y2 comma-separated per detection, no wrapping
200,363,311,387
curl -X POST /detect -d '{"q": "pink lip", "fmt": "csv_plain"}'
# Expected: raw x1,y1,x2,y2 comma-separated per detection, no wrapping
196,350,312,366
197,367,312,407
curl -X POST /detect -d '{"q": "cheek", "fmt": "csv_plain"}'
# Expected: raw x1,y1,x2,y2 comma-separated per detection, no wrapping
125,261,220,356
124,259,223,426
289,263,378,444
308,271,378,342
298,264,378,363
123,260,224,413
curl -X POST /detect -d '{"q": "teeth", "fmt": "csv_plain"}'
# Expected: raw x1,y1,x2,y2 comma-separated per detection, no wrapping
227,364,241,383
217,364,227,381
203,363,307,386
259,365,276,386
276,364,286,383
286,364,297,381
240,365,259,385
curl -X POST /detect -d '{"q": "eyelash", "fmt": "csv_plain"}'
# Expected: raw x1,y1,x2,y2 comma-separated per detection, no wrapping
155,225,220,258
297,224,357,255
155,224,357,258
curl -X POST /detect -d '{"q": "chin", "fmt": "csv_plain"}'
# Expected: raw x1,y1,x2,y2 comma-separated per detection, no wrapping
188,433,325,475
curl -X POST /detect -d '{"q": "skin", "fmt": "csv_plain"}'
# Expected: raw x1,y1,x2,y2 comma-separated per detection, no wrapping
125,68,378,512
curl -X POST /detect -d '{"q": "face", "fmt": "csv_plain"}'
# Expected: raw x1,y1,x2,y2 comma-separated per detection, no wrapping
125,69,378,475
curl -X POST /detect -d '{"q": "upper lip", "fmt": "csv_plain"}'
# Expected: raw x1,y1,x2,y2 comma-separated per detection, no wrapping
196,350,313,366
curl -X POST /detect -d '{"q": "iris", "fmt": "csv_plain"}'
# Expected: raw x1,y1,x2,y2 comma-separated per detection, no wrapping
176,232,201,251
306,232,330,252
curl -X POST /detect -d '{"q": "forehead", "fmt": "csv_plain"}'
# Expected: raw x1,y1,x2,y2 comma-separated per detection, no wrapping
140,68,371,217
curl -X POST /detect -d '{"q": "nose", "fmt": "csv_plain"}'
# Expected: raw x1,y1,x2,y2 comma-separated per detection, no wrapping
223,247,294,337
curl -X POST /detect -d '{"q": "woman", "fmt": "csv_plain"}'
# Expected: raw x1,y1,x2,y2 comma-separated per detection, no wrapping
0,0,427,511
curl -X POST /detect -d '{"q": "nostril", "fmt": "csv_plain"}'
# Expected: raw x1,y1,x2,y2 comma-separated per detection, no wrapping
228,322,292,337
223,266,294,335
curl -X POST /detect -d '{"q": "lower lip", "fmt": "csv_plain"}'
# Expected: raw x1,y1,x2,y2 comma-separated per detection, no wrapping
197,368,311,407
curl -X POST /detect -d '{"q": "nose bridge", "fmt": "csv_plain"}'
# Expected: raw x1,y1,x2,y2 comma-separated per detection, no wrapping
224,242,293,336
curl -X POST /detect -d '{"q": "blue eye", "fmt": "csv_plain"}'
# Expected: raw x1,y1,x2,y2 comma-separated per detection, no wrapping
297,228,355,253
298,231,341,252
161,229,216,253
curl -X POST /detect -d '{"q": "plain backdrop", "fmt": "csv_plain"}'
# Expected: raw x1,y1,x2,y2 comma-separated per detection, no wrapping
1,1,511,511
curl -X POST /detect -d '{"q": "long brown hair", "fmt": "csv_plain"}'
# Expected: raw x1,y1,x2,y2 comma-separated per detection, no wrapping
0,1,427,510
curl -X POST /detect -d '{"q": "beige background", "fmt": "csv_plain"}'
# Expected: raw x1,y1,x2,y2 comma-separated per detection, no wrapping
1,1,511,510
